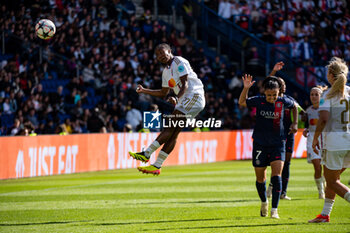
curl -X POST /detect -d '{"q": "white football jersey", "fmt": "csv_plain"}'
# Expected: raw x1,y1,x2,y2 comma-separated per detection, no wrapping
161,56,204,99
320,86,350,151
306,105,322,148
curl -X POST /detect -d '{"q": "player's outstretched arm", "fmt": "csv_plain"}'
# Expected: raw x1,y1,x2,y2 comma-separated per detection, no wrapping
239,74,255,107
136,84,170,98
269,61,285,77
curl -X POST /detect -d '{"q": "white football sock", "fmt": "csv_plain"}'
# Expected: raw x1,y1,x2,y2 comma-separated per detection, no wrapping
153,150,169,168
145,140,160,158
315,177,324,194
321,198,335,216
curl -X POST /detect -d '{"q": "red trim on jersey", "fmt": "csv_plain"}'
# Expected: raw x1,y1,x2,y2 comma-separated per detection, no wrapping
273,101,283,131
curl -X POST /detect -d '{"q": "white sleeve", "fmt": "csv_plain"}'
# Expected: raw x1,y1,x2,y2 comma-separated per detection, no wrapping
162,73,168,87
175,59,190,78
319,96,330,112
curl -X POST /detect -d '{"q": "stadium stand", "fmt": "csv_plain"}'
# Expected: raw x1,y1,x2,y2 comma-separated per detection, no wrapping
2,0,348,135
213,0,350,66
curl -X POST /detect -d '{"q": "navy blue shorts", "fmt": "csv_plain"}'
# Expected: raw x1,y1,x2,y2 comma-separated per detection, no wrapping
252,141,286,167
285,133,295,153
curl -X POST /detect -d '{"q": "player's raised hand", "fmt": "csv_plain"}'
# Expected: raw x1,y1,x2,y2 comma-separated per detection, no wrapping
273,61,285,72
242,74,255,88
136,84,144,93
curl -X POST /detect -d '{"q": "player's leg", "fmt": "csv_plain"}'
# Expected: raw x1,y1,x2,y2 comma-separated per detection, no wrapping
129,110,182,162
308,167,339,223
138,94,205,174
152,126,182,169
309,150,350,223
137,110,185,175
137,127,182,175
255,167,268,217
270,160,284,219
322,150,350,199
281,151,291,200
281,135,294,200
324,167,349,199
252,142,269,217
155,110,186,144
266,180,273,198
312,158,325,199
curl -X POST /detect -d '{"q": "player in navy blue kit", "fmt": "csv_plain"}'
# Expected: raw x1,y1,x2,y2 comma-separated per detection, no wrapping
266,62,305,200
239,74,298,219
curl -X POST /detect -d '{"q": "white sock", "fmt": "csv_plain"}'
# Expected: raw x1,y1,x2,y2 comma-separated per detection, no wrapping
321,198,335,216
153,150,169,168
315,177,324,194
271,208,277,212
344,192,350,203
145,140,160,158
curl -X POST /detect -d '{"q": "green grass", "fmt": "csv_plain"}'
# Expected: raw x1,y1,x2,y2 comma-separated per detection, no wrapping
0,159,349,232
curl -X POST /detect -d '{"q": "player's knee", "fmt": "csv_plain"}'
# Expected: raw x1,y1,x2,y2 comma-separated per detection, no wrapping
325,178,338,189
256,178,266,183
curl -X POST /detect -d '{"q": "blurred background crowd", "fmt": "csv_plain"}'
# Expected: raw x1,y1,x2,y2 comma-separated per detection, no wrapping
0,0,348,136
215,0,350,65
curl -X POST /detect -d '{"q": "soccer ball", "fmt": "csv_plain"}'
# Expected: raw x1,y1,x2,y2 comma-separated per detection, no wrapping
35,19,56,40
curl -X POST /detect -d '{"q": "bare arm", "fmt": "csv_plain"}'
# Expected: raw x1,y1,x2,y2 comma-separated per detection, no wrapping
312,110,330,153
136,84,170,98
302,114,309,137
238,74,255,107
177,75,188,99
269,61,284,77
289,104,298,134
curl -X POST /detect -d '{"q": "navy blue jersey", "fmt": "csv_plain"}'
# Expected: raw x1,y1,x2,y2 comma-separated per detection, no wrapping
283,95,295,137
246,95,294,146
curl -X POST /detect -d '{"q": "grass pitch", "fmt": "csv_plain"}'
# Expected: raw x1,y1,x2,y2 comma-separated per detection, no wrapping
0,159,349,232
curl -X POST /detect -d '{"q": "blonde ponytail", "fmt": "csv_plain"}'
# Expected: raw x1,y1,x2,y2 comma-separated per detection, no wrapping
326,57,349,99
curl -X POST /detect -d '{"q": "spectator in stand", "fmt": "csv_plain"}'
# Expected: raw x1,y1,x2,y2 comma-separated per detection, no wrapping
3,0,335,136
126,103,143,131
87,108,106,133
26,108,39,128
282,15,295,36
2,98,12,114
199,58,213,76
218,0,232,20
228,70,242,98
211,56,222,74
10,118,21,136
182,0,193,35
298,36,313,66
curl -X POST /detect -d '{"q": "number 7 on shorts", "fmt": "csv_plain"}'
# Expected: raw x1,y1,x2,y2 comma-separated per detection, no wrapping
256,150,262,160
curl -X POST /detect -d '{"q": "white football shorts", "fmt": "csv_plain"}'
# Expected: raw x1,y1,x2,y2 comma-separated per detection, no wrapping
175,92,205,118
307,145,322,163
321,150,350,170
